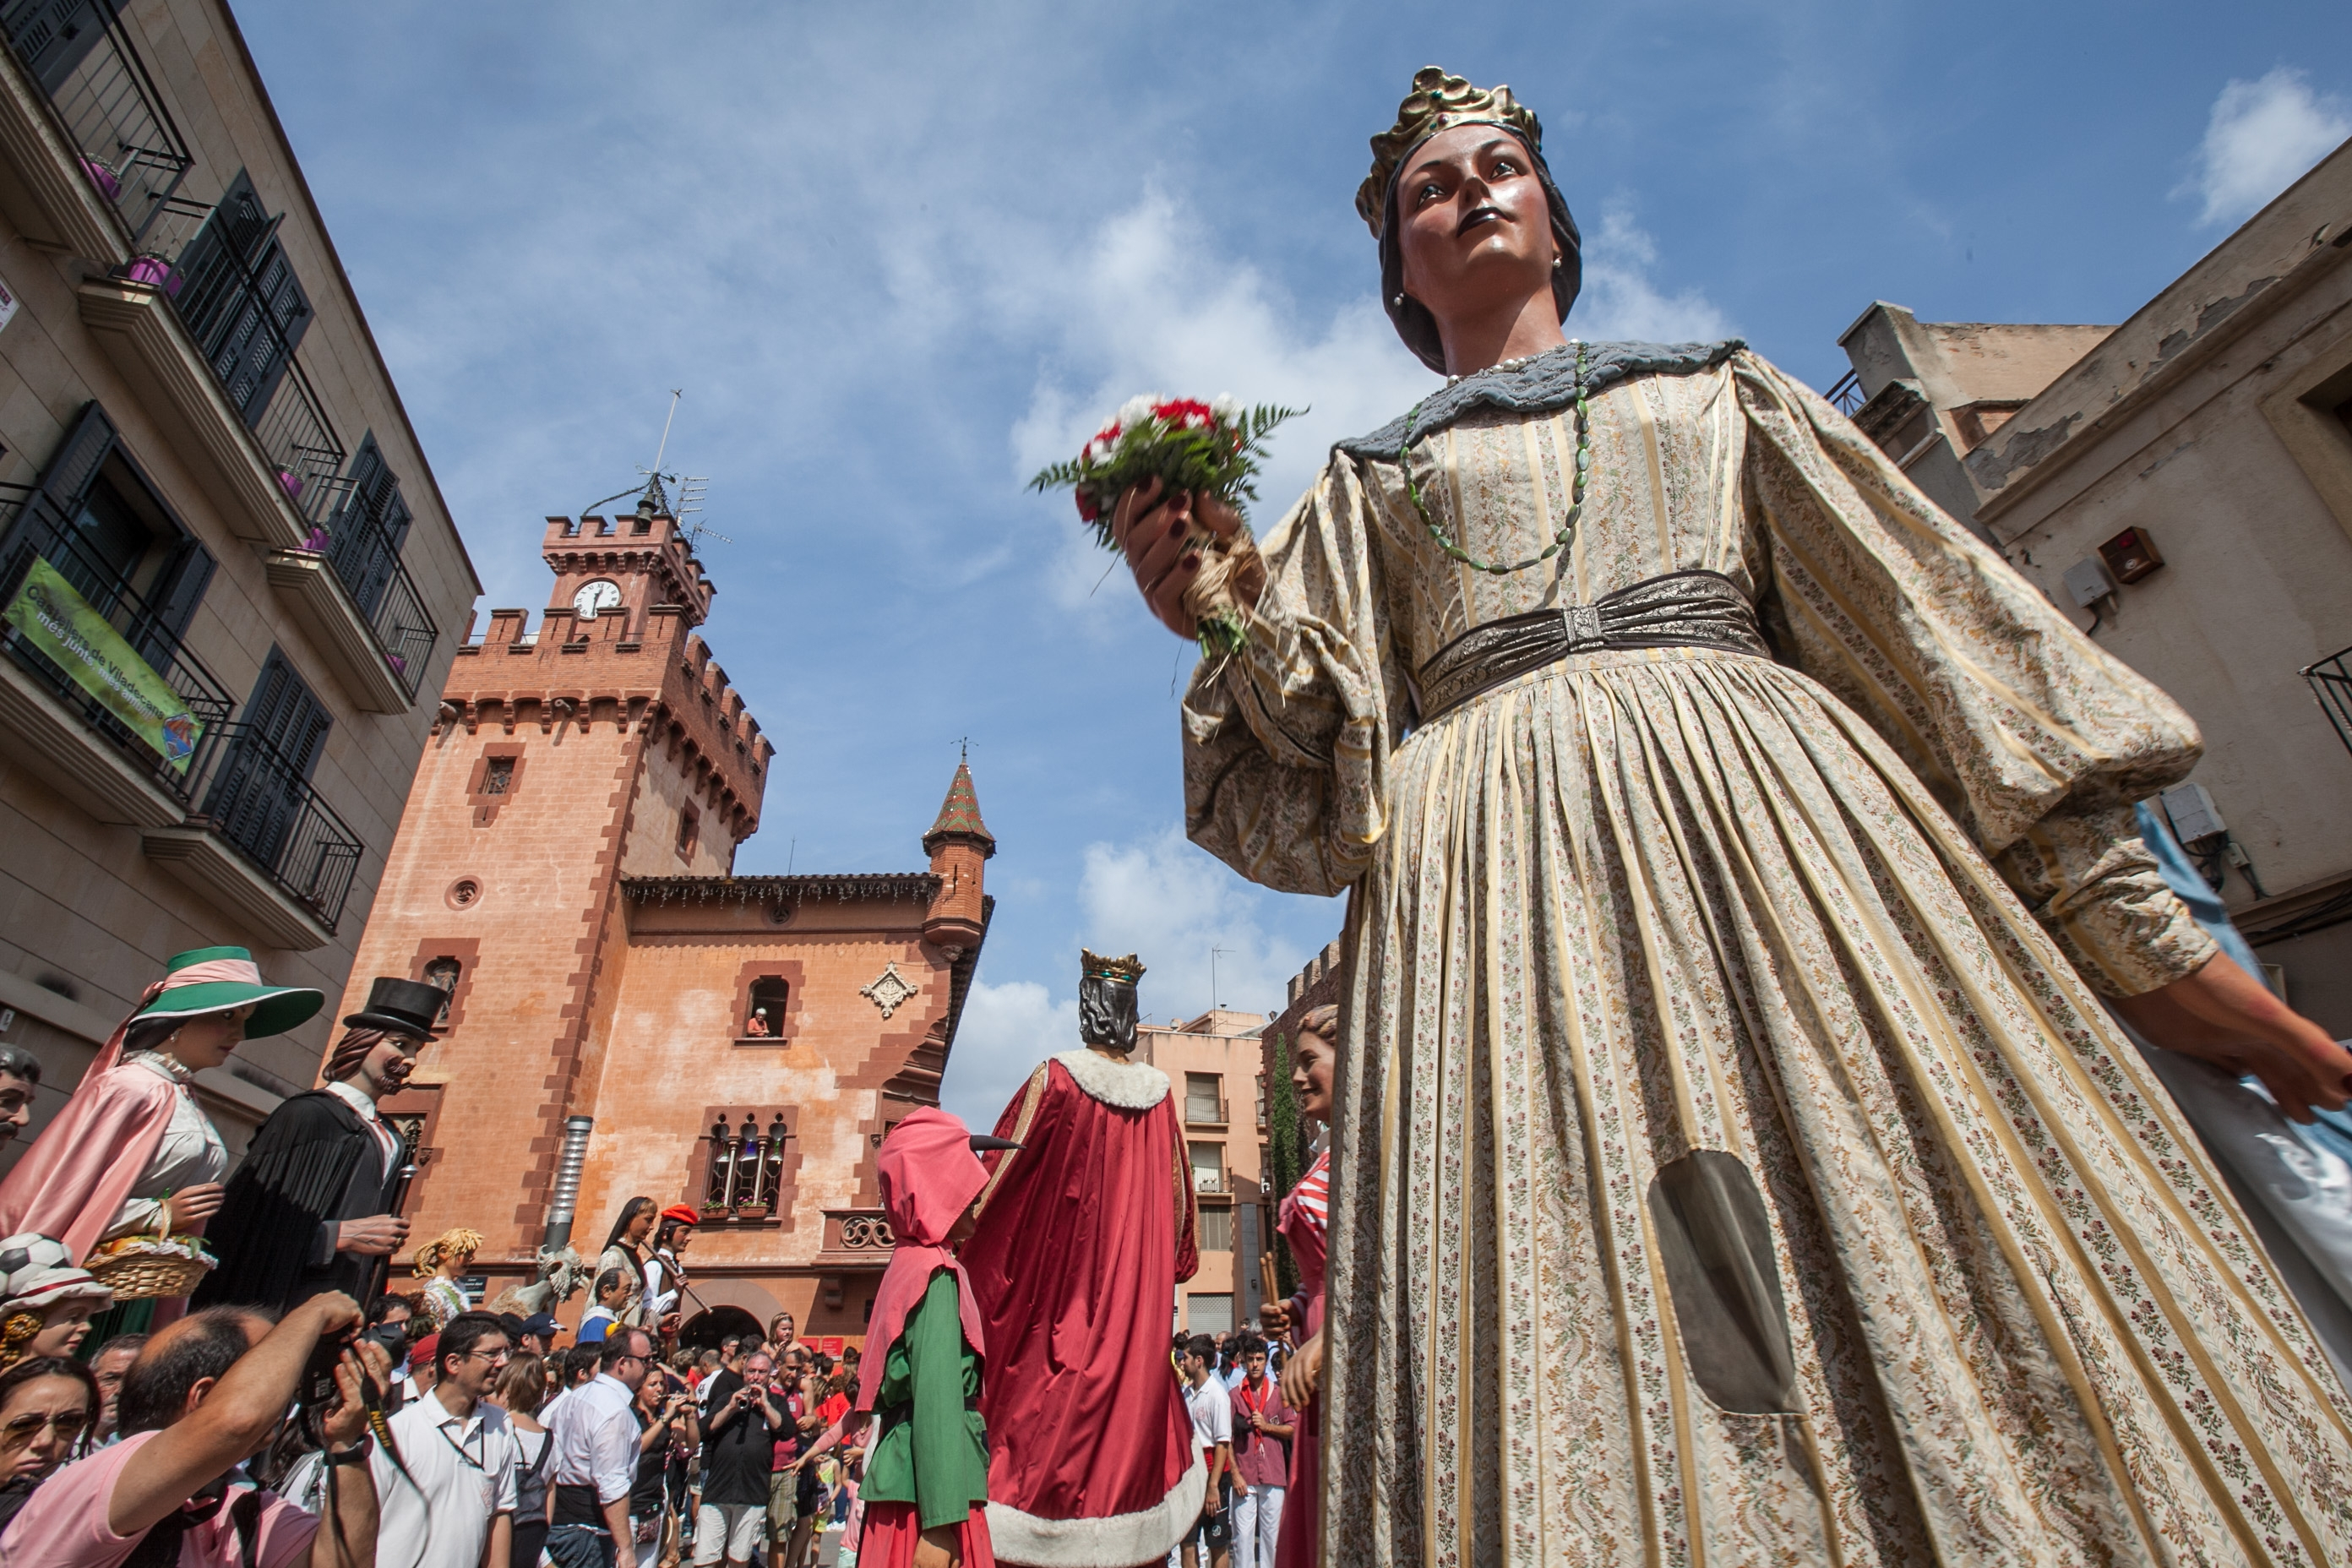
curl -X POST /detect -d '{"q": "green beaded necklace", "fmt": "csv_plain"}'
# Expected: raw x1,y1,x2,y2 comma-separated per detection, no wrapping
1400,339,1590,576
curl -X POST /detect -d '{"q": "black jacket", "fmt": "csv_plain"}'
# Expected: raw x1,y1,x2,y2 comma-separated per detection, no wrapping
193,1090,402,1311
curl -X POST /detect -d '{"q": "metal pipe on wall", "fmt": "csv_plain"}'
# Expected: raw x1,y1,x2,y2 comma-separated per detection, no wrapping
543,1113,595,1250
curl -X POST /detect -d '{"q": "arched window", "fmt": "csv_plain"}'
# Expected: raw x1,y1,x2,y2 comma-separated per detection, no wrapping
745,977,788,1037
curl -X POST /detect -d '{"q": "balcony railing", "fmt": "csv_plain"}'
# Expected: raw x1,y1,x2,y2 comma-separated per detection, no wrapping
131,195,349,525
701,1111,792,1217
320,499,437,700
0,482,235,803
182,721,363,930
1185,1096,1230,1127
3,0,191,241
2308,645,2352,762
1827,369,1866,417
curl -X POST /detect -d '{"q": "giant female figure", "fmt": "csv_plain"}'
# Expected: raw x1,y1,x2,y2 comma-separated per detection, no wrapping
1115,68,2352,1566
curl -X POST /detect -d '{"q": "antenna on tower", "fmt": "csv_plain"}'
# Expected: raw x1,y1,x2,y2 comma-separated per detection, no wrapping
634,389,684,515
676,476,732,553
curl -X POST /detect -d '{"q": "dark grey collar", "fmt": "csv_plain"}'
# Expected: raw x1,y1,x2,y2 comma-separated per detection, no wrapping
1335,338,1746,459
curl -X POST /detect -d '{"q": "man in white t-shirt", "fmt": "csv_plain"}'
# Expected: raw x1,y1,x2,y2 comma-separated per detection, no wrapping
1173,1334,1239,1568
369,1310,519,1568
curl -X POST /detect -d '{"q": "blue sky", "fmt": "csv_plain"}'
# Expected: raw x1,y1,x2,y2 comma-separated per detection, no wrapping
233,1,2351,1124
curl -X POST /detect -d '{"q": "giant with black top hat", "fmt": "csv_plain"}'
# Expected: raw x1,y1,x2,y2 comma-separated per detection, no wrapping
343,977,449,1038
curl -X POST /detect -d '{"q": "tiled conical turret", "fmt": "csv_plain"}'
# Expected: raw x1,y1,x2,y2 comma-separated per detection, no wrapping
923,757,993,953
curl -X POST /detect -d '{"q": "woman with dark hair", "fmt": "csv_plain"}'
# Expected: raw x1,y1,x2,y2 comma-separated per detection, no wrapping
1114,63,2352,1565
0,1354,98,1529
600,1196,656,1326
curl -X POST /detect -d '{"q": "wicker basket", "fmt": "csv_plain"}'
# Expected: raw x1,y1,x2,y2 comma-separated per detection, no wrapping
84,1202,215,1302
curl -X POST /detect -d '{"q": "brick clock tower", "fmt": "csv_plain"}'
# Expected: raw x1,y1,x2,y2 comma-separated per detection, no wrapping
336,496,993,1343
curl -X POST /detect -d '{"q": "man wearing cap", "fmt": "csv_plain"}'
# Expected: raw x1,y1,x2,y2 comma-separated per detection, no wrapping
194,977,444,1315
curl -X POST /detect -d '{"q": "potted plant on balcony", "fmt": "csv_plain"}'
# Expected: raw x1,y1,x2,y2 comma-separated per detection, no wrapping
80,155,121,202
299,524,329,553
699,1199,731,1222
732,1200,770,1222
122,253,182,297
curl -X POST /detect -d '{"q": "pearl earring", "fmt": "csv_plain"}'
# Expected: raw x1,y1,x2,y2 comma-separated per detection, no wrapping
1392,293,1406,308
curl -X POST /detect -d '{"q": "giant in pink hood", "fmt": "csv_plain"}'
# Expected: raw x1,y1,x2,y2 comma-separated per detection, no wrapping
855,1108,996,1414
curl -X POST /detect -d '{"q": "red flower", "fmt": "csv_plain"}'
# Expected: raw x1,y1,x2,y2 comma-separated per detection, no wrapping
1076,490,1101,523
1152,399,1215,428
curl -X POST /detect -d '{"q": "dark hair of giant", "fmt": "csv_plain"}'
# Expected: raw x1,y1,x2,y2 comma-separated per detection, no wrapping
596,1269,626,1298
1376,126,1582,375
1076,975,1138,1053
653,1217,692,1251
0,1046,40,1085
437,1311,509,1376
602,1194,658,1260
117,1307,274,1435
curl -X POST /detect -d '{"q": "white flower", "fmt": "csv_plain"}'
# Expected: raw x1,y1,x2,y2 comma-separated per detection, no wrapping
1211,393,1242,422
1186,413,1210,430
1118,394,1159,427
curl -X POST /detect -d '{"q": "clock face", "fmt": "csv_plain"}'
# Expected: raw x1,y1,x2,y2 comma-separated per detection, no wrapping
574,580,623,620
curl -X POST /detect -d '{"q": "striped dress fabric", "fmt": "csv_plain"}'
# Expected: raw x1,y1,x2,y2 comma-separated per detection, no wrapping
1180,344,2352,1565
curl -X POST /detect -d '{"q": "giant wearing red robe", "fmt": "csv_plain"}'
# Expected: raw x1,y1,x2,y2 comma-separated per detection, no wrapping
961,1037,1204,1566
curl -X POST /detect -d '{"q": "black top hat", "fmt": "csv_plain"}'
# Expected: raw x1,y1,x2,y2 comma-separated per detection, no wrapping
343,977,448,1038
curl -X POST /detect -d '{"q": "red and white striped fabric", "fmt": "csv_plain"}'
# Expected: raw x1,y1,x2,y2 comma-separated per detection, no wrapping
1291,1150,1330,1233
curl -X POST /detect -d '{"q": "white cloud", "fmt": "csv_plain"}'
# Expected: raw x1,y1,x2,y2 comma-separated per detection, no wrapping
1572,209,1736,343
1078,824,1324,1023
938,824,1338,1126
940,979,1074,1131
2175,68,2351,228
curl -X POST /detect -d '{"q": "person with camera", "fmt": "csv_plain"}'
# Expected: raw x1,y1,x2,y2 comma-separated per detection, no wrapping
0,1292,389,1568
629,1364,697,1568
694,1350,785,1568
373,1309,519,1568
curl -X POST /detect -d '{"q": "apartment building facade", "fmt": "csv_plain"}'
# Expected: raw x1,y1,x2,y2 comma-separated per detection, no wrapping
1135,1005,1268,1337
0,0,476,1161
1832,137,2352,1032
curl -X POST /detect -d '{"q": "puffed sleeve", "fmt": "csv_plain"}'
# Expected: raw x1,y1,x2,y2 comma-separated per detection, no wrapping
1181,448,1414,896
1731,351,2215,996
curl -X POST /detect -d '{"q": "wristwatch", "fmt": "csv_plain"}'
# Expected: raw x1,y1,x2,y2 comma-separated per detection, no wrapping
325,1438,373,1467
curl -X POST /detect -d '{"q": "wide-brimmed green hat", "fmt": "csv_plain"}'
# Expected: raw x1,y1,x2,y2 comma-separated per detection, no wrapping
132,946,324,1039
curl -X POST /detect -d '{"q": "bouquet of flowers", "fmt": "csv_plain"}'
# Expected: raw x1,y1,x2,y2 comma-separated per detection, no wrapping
1031,394,1302,656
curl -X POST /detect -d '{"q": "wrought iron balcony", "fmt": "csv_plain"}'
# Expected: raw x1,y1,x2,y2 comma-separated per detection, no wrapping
1827,369,1866,418
0,482,234,812
173,719,363,933
1,0,190,241
128,194,348,525
319,497,437,700
700,1110,792,1217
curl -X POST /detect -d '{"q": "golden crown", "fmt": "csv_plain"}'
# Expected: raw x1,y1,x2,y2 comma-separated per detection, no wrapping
1081,950,1146,986
1357,66,1545,237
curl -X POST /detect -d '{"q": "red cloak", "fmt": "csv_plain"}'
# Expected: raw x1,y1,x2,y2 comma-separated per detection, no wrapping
960,1050,1203,1566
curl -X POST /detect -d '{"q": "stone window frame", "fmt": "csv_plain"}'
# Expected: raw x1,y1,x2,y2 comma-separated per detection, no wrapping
732,958,805,1045
685,1102,800,1225
467,743,527,825
2259,318,2352,544
408,938,480,1037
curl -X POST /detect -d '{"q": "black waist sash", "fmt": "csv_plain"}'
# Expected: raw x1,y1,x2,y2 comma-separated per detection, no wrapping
551,1483,606,1527
1417,569,1769,721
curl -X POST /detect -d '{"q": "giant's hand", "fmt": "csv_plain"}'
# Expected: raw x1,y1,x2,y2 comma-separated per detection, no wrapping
1112,478,1252,640
336,1215,410,1255
2112,952,2352,1122
1281,1329,1323,1413
169,1183,226,1227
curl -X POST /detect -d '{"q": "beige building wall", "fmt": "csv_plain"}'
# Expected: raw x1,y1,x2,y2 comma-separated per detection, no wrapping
1838,137,2352,1032
1136,1006,1268,1337
0,1,476,1162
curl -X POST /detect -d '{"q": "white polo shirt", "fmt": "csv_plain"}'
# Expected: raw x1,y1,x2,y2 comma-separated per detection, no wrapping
1184,1374,1233,1455
373,1388,519,1568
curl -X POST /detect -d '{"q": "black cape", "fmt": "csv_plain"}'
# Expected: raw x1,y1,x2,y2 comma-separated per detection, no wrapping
193,1091,400,1311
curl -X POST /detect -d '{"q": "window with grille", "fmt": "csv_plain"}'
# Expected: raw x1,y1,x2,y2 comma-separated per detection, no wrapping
1184,1072,1223,1124
1197,1205,1233,1251
1187,1293,1233,1335
1190,1141,1224,1195
482,757,514,796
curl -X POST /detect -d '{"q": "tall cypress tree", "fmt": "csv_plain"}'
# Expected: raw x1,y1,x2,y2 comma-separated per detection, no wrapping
1265,1032,1302,1298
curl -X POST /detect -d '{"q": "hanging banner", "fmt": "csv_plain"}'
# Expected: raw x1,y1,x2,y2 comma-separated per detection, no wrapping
3,555,201,770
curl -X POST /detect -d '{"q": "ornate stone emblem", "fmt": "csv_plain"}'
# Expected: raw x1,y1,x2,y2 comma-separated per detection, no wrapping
860,961,918,1020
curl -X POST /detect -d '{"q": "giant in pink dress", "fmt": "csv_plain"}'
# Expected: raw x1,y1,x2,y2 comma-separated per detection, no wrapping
1272,1150,1328,1568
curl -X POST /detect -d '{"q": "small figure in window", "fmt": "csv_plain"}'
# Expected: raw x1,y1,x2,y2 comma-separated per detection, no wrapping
745,1008,770,1037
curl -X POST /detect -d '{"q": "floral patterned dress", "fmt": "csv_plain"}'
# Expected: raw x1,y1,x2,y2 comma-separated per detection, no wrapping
1182,341,2352,1565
